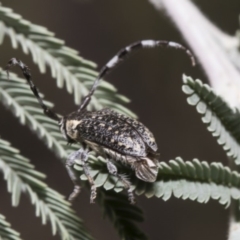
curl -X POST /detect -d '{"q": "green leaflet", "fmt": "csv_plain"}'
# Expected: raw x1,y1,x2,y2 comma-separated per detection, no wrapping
0,5,135,117
182,75,240,164
74,156,240,207
0,214,22,240
0,69,146,240
0,138,93,240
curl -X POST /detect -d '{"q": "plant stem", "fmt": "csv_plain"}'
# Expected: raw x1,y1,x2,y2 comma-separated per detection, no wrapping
149,0,240,108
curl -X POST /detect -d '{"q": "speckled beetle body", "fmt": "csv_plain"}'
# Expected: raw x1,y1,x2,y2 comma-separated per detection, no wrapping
62,108,159,182
6,39,195,204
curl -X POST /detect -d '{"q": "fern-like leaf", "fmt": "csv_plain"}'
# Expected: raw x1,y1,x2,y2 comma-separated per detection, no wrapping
0,5,135,117
0,70,68,158
0,137,93,240
74,156,240,207
0,214,22,240
182,75,240,164
0,69,145,240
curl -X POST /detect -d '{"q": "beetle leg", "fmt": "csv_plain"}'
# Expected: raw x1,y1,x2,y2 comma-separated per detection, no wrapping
66,148,97,203
82,160,97,204
106,160,136,204
66,149,83,202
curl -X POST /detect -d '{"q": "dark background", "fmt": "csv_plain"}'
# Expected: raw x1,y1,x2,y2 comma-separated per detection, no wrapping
0,0,239,239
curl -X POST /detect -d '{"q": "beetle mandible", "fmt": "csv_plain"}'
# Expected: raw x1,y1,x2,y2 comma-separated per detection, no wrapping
6,40,195,204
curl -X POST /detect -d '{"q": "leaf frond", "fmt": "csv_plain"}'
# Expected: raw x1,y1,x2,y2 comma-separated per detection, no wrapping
0,5,135,117
182,75,240,165
0,69,69,158
0,69,145,240
0,213,22,240
75,156,240,207
0,137,93,240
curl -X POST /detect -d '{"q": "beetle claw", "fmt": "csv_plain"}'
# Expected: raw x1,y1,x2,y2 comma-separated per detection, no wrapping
90,185,97,204
68,185,81,202
128,189,136,205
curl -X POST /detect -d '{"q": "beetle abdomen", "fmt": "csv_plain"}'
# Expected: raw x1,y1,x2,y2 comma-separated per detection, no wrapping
92,109,158,152
102,146,158,182
101,146,158,182
102,147,136,164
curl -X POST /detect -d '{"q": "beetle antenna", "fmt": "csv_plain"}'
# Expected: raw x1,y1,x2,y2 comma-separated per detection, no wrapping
79,39,196,111
5,58,60,121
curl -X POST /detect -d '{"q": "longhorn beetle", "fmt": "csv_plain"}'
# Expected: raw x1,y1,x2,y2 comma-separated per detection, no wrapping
6,40,195,204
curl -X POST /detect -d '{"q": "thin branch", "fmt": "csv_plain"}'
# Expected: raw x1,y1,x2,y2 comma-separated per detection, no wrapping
148,0,240,108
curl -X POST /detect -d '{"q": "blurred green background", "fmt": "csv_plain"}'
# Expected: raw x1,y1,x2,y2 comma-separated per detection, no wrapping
0,0,239,239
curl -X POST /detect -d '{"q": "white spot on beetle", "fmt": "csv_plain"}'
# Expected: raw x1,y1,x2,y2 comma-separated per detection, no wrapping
134,142,141,152
106,55,119,68
125,144,131,149
126,137,133,144
168,42,181,48
141,40,156,47
126,46,131,52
